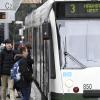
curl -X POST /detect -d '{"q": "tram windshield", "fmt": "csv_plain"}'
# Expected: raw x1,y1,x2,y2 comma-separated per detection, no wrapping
54,1,100,69
56,20,100,69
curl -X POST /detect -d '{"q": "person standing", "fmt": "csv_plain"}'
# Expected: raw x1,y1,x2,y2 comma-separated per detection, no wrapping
0,39,15,100
17,46,33,100
25,43,34,99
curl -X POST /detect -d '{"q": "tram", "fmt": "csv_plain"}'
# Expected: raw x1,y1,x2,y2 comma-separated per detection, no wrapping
25,0,100,100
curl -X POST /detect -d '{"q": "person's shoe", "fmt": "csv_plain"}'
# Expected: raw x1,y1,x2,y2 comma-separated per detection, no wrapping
6,94,10,99
16,94,21,98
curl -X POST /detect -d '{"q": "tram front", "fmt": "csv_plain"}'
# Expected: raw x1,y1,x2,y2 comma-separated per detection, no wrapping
52,1,100,100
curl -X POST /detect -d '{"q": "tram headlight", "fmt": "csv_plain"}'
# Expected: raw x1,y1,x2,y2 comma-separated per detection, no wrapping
65,79,73,88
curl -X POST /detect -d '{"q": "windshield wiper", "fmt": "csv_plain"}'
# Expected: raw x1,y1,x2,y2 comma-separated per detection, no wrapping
63,51,87,69
63,36,87,69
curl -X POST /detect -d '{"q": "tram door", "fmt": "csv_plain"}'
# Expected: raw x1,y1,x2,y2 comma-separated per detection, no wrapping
41,22,51,100
41,22,55,100
32,24,50,100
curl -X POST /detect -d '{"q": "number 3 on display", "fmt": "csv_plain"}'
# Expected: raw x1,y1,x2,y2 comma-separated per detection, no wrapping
70,4,76,13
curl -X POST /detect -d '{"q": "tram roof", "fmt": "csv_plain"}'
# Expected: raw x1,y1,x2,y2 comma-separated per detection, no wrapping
25,0,53,28
25,0,93,27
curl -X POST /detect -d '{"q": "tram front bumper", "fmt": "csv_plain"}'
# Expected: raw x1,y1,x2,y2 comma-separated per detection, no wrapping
83,90,100,98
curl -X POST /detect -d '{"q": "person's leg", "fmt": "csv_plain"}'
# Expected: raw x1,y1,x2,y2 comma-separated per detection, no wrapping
6,88,10,98
21,87,31,100
1,75,8,100
29,84,31,96
8,77,16,100
14,82,21,98
16,91,21,98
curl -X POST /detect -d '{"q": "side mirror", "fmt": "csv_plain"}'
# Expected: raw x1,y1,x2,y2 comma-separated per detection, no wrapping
42,22,51,40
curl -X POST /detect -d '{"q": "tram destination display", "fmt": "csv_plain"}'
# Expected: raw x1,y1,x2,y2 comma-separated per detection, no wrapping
54,1,100,19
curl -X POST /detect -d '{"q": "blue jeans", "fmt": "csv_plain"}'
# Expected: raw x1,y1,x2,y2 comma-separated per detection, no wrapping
21,85,31,100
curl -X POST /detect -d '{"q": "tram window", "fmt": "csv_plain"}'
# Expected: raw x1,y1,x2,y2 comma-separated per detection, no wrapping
42,22,51,40
50,37,56,79
56,23,61,50
33,28,38,78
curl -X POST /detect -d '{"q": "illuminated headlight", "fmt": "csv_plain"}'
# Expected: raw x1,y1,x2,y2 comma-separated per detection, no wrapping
65,79,73,88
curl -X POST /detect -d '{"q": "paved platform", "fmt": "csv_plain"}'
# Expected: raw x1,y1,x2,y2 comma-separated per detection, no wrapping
0,82,41,100
30,82,41,100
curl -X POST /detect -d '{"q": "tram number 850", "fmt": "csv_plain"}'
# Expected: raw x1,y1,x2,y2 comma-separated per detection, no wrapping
83,84,92,90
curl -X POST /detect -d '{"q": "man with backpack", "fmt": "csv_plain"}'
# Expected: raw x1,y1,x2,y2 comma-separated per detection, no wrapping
0,39,15,100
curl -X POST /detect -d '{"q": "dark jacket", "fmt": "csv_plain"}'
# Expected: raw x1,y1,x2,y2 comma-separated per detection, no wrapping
18,58,33,88
27,49,34,74
0,48,15,75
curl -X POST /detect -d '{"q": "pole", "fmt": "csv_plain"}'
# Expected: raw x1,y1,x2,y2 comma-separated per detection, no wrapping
4,23,9,40
11,21,15,49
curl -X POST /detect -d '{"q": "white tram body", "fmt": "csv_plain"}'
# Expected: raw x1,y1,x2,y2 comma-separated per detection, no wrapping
25,0,100,100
